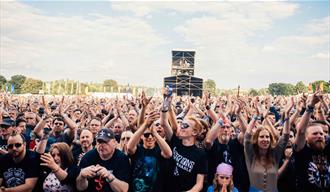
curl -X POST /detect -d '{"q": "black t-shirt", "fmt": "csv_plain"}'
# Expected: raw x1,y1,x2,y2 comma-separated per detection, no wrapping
0,150,41,188
207,138,250,192
71,145,86,166
294,143,330,192
277,154,296,192
169,135,208,192
129,145,163,192
79,148,130,192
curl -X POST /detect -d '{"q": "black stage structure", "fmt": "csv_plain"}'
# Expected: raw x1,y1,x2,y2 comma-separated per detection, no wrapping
163,50,203,97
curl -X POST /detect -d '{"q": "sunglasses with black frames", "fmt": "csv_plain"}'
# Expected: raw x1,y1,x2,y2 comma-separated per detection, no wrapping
7,143,23,149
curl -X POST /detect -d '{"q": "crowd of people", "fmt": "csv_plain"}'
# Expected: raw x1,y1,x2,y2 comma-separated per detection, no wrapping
0,89,329,192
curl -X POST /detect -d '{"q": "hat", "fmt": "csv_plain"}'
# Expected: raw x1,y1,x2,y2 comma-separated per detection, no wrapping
216,163,233,176
0,118,14,128
96,128,114,142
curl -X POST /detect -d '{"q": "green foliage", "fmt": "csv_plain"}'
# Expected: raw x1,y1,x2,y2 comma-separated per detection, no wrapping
312,80,329,93
258,88,269,95
103,79,118,92
9,75,26,94
295,81,307,94
0,75,6,86
204,79,216,95
248,89,259,96
21,78,43,94
268,83,295,96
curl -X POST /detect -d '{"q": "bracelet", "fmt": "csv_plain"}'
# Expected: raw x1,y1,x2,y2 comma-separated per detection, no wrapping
161,109,168,113
106,173,115,183
306,105,314,113
217,119,223,126
205,105,210,110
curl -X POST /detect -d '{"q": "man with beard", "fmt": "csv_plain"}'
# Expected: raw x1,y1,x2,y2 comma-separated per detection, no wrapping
204,100,250,192
0,133,40,192
294,92,330,192
72,128,94,166
0,118,15,156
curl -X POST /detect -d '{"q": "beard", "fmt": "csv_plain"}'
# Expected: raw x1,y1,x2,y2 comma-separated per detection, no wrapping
309,140,325,151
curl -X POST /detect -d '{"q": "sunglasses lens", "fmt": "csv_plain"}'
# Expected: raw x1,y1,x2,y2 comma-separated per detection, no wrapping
144,133,152,138
156,123,160,126
181,123,189,129
8,143,22,149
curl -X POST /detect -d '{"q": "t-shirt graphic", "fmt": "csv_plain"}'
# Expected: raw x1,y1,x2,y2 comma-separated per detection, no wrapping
3,167,25,187
172,147,196,174
307,155,330,189
132,156,158,192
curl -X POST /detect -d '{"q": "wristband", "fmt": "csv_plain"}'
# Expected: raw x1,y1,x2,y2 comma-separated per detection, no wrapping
217,119,223,126
161,109,168,113
106,173,115,183
306,105,314,113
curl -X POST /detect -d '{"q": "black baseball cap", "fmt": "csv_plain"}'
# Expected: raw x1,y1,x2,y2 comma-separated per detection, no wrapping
96,128,115,142
0,118,15,128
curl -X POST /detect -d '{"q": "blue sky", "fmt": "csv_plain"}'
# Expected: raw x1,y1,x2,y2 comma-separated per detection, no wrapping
0,1,329,89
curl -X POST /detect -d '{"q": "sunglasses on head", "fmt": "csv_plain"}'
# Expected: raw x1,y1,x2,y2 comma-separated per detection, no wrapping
7,143,23,149
180,122,190,129
121,137,131,141
143,133,153,138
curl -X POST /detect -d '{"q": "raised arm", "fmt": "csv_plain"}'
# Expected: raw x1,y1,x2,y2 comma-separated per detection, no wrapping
295,92,321,152
127,111,158,155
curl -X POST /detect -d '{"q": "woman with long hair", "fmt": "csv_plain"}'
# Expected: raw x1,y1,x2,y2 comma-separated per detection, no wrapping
207,163,238,192
40,142,79,192
243,100,292,192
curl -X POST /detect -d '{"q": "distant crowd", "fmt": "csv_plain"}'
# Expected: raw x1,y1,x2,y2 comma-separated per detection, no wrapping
0,89,329,192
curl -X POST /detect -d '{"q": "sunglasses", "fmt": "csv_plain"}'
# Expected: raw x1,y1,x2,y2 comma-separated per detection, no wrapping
7,143,23,149
143,133,153,138
180,123,190,129
54,122,64,126
121,137,131,141
155,123,161,127
221,126,231,129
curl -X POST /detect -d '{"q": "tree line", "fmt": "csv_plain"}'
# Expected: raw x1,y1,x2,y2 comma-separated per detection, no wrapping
0,74,328,95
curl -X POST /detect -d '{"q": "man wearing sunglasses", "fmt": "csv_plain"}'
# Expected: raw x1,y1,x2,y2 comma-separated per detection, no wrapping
0,132,40,192
77,128,130,192
0,118,15,156
161,108,207,192
127,111,172,192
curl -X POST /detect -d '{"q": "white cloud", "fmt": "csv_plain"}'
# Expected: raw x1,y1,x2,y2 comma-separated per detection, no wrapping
305,16,330,34
311,52,330,59
0,1,169,85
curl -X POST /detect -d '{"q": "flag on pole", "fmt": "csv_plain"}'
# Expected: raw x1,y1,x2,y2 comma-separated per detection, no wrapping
320,82,324,91
11,84,15,93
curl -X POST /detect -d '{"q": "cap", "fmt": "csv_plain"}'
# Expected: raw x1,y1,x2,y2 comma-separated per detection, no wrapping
216,163,233,176
96,128,115,142
0,118,15,128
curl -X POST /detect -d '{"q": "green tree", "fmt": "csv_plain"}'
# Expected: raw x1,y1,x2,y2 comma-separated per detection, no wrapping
103,79,118,92
268,83,295,96
312,80,329,93
9,75,26,94
0,75,7,90
295,81,307,94
248,89,259,96
204,79,216,95
21,78,43,94
258,88,269,95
